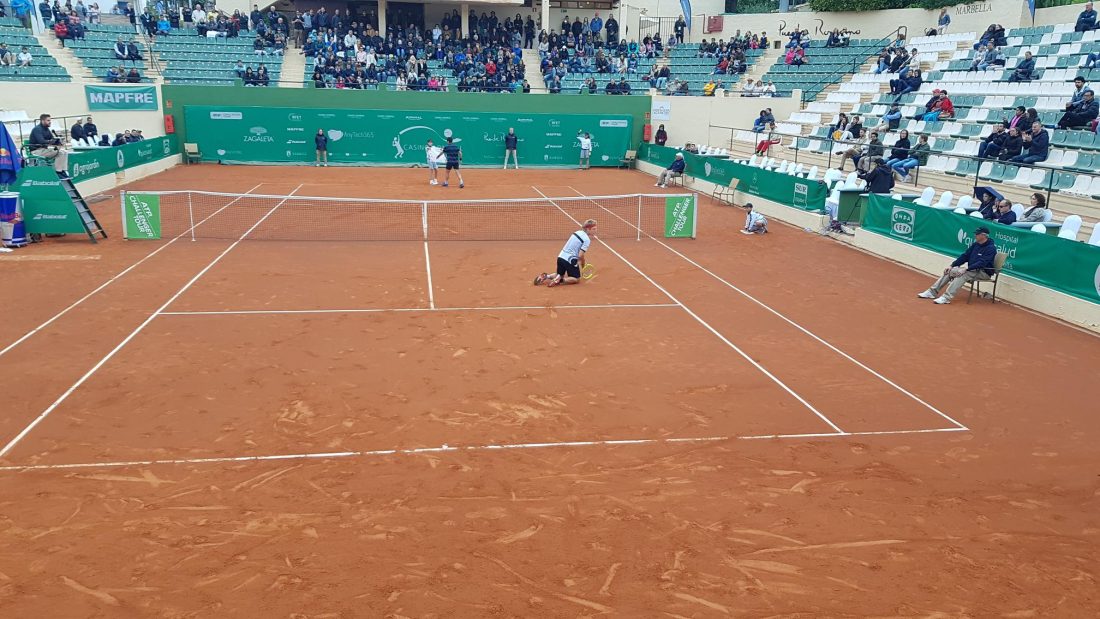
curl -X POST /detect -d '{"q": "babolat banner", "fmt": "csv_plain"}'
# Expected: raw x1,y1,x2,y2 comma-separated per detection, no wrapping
13,166,89,235
640,143,827,211
864,194,1100,304
84,85,160,111
68,137,178,181
182,106,633,167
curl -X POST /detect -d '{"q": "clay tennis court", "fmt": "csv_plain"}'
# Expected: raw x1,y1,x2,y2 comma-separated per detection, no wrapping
0,166,1097,616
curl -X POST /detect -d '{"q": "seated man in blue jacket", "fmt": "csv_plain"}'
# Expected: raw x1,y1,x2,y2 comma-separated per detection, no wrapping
1075,2,1097,32
1010,121,1049,164
656,152,686,187
917,226,998,304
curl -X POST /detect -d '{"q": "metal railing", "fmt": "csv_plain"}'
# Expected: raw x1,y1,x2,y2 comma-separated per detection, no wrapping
707,123,1100,216
790,26,905,105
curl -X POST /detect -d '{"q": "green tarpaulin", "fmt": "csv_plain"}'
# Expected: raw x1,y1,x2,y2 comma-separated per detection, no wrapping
68,137,178,181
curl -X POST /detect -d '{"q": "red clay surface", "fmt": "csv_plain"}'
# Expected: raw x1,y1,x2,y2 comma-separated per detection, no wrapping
0,166,1097,616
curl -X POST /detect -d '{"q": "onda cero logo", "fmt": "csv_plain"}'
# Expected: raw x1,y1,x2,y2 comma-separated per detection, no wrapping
890,206,915,241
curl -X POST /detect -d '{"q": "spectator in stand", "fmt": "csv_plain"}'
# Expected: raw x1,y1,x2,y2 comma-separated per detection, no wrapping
921,89,954,121
125,67,141,82
890,70,922,100
28,113,69,177
1086,51,1099,69
836,130,881,172
1011,121,1049,164
11,0,32,28
874,104,903,132
1058,89,1098,129
113,36,127,61
893,134,930,181
674,16,686,44
1005,105,1029,130
859,157,895,194
1021,193,1050,222
999,126,1024,161
17,46,32,67
105,65,122,82
1075,3,1097,33
126,38,142,62
83,116,97,142
110,132,125,146
993,199,1017,225
655,152,686,187
70,118,91,147
978,123,1008,159
0,43,12,67
848,115,864,140
968,43,1003,72
755,122,781,155
753,109,774,133
884,129,911,169
917,226,997,305
1008,51,1036,82
654,124,668,146
156,14,170,36
937,8,951,34
703,79,717,96
976,191,998,219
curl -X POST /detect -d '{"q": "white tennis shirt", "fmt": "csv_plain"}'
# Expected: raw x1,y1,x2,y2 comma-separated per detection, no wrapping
558,230,591,261
579,136,592,151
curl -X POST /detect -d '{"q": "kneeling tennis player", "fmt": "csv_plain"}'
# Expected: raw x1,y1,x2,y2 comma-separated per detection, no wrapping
535,219,597,287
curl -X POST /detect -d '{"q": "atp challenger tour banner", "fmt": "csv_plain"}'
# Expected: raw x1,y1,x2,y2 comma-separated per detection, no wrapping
640,144,827,211
864,194,1100,304
122,192,162,239
182,106,633,167
67,137,178,181
664,195,696,238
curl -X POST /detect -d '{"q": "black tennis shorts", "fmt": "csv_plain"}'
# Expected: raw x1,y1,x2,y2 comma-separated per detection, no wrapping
446,161,460,170
556,257,580,278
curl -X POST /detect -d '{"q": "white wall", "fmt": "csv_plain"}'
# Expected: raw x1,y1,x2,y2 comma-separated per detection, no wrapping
651,92,801,148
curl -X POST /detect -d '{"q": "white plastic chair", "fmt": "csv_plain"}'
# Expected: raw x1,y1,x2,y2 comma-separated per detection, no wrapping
844,171,858,187
970,210,984,218
1030,224,1047,234
933,191,955,209
746,154,758,167
956,195,974,211
806,165,819,180
1058,215,1082,240
776,161,789,173
953,207,967,215
914,186,936,206
1088,226,1100,246
1012,203,1025,219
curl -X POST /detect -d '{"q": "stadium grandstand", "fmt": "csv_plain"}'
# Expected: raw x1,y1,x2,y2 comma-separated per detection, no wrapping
1,0,1098,614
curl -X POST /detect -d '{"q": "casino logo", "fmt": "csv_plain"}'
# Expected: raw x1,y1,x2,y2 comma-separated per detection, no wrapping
392,126,460,159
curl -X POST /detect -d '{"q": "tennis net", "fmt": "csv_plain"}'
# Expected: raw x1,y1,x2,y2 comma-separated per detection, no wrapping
119,191,697,241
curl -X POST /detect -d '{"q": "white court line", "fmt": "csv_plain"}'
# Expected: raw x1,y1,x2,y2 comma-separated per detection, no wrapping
159,303,680,316
0,183,266,360
423,241,436,310
532,186,845,435
0,427,969,473
567,187,970,432
0,184,306,460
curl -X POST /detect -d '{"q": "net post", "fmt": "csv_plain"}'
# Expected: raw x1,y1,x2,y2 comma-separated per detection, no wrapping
421,201,428,241
636,194,642,241
187,191,196,242
119,190,128,240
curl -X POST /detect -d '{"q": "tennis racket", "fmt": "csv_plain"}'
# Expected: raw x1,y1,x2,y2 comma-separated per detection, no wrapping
581,263,596,280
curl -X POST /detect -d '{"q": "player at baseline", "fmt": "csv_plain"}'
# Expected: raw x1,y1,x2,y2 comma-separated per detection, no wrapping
534,219,597,287
441,136,464,188
426,138,441,185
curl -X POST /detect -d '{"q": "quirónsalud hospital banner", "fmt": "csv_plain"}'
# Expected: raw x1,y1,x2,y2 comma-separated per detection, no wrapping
182,106,633,167
639,143,827,211
864,194,1100,304
67,137,178,181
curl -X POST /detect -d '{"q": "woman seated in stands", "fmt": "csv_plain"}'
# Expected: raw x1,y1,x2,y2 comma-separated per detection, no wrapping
785,46,806,66
1021,193,1049,222
243,67,257,86
52,19,69,45
825,29,842,48
126,67,141,83
755,122,781,156
256,66,270,87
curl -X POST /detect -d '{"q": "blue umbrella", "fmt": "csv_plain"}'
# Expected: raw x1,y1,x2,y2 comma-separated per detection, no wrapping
0,121,23,189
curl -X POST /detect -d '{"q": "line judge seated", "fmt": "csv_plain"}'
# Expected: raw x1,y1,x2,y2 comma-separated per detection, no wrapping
917,226,997,305
655,152,686,188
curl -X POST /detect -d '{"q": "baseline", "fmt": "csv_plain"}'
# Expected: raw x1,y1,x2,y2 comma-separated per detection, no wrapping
0,183,266,360
159,303,680,316
567,186,970,432
0,184,305,459
0,427,969,473
532,186,845,435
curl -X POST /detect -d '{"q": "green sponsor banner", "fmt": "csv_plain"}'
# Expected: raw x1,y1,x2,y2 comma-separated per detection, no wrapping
664,194,696,238
68,136,178,181
183,106,633,167
639,143,827,211
864,194,1100,304
85,85,159,111
13,167,89,234
123,193,161,239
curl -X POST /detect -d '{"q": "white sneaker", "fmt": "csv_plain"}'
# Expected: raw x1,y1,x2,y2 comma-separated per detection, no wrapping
933,296,950,304
655,182,661,187
429,179,437,185
740,229,753,235
917,290,936,299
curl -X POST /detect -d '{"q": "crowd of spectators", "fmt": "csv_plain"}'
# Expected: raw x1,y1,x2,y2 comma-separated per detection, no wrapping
0,42,33,67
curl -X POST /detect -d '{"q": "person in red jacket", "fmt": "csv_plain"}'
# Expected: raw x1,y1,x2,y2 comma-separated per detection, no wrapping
921,90,954,121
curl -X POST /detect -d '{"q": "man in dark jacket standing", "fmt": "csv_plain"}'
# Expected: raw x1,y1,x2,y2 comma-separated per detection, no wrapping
503,127,519,169
918,226,998,304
